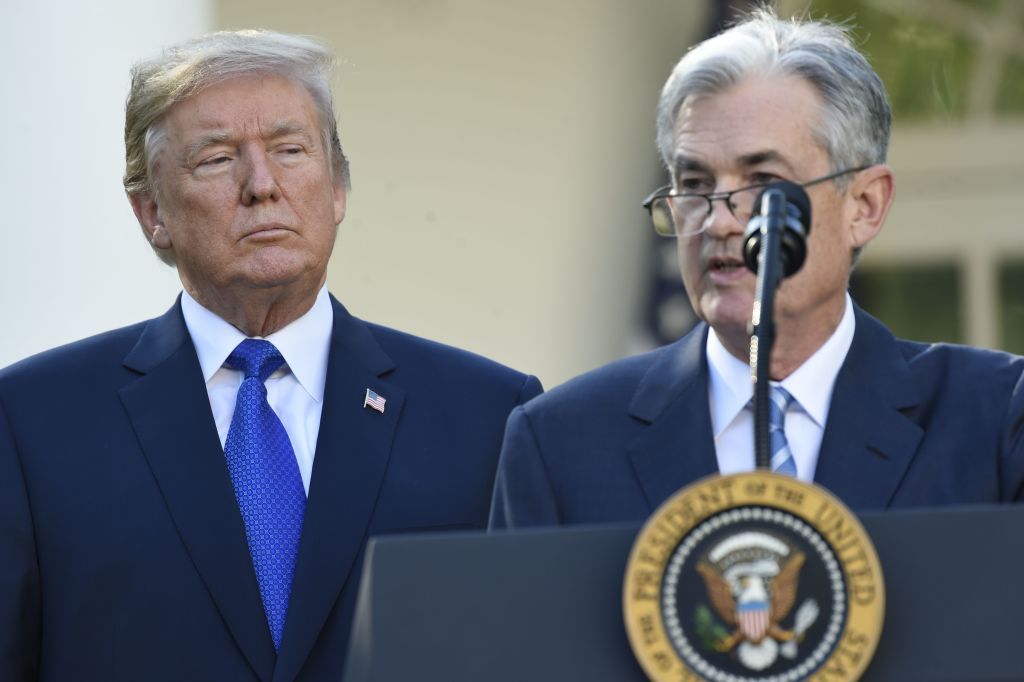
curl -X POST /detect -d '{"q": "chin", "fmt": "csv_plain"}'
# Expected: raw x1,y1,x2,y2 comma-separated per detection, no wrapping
240,253,316,290
701,295,754,336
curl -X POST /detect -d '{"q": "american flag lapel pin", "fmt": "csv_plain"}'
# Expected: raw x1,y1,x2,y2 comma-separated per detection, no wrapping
363,388,386,414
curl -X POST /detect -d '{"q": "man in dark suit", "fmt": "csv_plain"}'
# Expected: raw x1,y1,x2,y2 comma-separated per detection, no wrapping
0,30,540,680
490,9,1024,528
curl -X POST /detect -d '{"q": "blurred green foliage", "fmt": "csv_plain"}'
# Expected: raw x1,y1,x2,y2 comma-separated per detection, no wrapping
803,0,1023,121
850,265,964,344
999,261,1024,354
997,56,1024,113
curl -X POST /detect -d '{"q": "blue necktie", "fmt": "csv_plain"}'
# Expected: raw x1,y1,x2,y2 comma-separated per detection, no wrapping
768,385,798,477
224,339,306,650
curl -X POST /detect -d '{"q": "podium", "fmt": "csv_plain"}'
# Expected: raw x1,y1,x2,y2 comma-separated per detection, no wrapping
343,505,1024,681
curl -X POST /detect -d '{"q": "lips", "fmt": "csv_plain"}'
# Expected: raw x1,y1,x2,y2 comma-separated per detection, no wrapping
709,254,747,272
241,224,291,240
250,223,288,233
706,254,749,283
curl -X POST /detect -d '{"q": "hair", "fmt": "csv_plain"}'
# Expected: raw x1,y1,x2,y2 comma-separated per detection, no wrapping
123,30,349,264
655,7,891,183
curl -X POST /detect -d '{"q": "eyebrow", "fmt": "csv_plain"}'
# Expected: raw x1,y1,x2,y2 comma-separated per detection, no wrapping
182,121,317,165
672,150,797,177
182,132,231,165
672,157,711,176
735,150,794,172
265,121,315,143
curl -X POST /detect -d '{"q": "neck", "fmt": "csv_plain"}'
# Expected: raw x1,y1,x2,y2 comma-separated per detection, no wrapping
186,281,324,337
718,297,846,381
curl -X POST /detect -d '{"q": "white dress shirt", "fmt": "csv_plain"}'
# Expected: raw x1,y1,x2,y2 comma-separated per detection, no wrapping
180,286,333,495
707,294,855,482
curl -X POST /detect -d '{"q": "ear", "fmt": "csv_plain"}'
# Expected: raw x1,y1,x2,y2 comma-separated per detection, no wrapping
333,184,347,226
847,164,894,249
129,192,173,250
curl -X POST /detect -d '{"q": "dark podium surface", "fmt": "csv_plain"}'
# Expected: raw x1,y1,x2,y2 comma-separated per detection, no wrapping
343,505,1024,682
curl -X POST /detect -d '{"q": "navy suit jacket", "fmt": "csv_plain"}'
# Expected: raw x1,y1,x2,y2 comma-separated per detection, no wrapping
0,295,541,681
490,306,1024,528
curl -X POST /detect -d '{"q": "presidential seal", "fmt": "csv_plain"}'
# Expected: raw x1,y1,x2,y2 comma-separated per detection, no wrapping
623,472,883,681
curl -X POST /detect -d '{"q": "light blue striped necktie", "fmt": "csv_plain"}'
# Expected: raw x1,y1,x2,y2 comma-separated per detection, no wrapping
224,339,306,650
768,384,798,477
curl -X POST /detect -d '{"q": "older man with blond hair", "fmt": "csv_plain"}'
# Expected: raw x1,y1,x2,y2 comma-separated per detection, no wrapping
0,30,540,680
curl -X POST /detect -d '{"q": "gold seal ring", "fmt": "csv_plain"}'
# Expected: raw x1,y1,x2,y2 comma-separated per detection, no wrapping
624,472,884,681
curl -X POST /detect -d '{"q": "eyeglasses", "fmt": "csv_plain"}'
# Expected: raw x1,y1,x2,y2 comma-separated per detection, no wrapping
641,166,868,237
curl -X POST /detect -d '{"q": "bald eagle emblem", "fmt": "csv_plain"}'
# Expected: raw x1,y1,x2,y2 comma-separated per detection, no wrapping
695,531,820,671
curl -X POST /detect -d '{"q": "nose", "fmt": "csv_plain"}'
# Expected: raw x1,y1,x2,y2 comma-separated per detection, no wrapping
701,194,744,239
240,147,282,205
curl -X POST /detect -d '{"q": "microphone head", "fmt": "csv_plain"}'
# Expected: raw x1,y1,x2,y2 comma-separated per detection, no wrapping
743,181,813,278
752,180,812,226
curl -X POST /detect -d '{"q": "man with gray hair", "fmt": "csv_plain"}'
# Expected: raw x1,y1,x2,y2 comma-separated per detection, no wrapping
0,30,540,680
490,8,1024,528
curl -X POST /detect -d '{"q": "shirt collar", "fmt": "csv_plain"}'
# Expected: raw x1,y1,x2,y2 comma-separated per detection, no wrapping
180,286,333,402
706,324,753,438
782,293,855,428
706,293,856,435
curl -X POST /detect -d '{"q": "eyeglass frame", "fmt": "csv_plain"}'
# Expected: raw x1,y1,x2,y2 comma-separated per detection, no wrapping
641,165,870,237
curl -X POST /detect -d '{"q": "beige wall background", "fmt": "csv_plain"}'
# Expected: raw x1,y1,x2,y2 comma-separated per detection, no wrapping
0,1,708,389
5,1,1018,387
872,123,1024,349
0,0,210,369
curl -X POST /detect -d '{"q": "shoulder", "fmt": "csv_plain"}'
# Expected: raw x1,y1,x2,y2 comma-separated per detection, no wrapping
327,294,538,394
523,341,683,419
898,338,1024,391
362,321,541,399
898,337,1023,367
852,305,1024,394
366,322,516,374
0,321,148,391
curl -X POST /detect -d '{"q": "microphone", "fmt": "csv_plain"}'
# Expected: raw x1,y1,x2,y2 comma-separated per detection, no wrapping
742,181,812,279
743,181,812,471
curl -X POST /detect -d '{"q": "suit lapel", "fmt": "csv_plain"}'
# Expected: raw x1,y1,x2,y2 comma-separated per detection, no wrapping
627,324,720,511
274,297,404,681
118,301,276,681
813,306,923,510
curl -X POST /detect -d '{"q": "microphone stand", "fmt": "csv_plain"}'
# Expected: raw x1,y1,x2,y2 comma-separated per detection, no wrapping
749,190,786,470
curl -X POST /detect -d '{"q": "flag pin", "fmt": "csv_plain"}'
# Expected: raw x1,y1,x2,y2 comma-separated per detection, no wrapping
364,388,386,413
